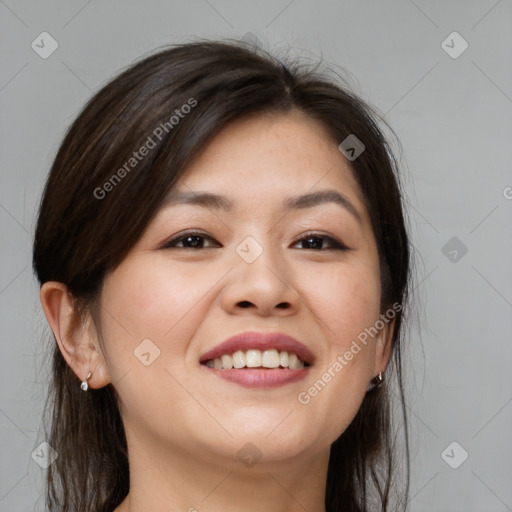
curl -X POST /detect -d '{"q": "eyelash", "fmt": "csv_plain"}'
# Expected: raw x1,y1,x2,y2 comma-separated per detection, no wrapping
161,230,349,251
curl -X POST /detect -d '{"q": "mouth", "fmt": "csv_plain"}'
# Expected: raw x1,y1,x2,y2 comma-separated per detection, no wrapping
201,349,310,370
198,331,314,388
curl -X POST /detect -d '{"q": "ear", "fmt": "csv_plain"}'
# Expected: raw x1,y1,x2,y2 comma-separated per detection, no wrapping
373,314,396,376
39,281,111,389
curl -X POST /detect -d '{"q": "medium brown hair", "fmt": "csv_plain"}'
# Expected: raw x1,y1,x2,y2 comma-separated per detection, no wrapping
33,38,411,512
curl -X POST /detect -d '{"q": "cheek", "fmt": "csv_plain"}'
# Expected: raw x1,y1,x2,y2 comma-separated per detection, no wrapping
98,259,215,369
107,257,210,322
294,265,381,446
306,261,382,349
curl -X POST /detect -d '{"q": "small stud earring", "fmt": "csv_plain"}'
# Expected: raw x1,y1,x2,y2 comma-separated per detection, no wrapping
368,371,384,391
80,371,92,391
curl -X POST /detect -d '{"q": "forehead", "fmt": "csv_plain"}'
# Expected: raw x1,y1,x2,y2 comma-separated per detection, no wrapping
173,110,366,213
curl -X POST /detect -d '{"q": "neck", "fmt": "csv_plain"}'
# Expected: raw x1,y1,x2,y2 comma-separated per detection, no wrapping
114,425,329,512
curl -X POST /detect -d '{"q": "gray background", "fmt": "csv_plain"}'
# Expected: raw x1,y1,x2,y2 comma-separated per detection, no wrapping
1,1,511,510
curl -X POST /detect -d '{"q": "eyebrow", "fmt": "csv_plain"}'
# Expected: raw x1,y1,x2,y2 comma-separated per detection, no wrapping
164,189,362,223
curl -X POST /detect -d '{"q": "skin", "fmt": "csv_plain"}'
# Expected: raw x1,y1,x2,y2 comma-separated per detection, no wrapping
40,109,395,512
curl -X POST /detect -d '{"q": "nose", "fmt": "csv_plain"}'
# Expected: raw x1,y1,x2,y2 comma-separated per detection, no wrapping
220,239,300,317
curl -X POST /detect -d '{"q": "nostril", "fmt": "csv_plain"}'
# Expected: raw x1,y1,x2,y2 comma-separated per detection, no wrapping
238,301,252,308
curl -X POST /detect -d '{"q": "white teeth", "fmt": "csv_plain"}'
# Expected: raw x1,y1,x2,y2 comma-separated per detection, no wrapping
246,349,262,367
232,350,246,369
262,349,280,368
288,353,305,369
205,349,306,370
291,356,304,369
221,354,233,369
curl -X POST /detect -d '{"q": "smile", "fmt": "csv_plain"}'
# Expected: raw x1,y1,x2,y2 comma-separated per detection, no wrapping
202,349,308,370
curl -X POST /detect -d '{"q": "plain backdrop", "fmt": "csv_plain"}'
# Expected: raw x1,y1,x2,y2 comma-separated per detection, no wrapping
1,1,511,511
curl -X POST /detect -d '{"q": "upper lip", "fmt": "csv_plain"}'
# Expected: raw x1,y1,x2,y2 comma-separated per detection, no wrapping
199,331,316,366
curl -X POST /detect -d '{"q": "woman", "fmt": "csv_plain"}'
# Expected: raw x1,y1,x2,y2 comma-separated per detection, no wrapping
33,38,411,512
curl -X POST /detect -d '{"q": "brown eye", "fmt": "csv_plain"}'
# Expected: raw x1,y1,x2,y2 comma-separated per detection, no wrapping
294,233,349,251
162,231,220,249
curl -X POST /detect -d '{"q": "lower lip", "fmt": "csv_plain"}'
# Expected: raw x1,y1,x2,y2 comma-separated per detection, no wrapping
202,366,310,388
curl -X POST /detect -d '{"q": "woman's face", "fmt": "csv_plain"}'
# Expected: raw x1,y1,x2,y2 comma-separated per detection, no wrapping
94,110,393,467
